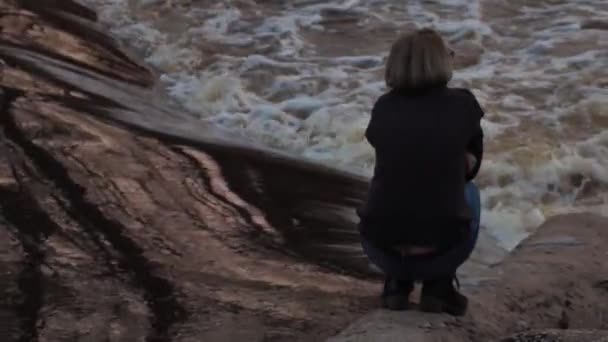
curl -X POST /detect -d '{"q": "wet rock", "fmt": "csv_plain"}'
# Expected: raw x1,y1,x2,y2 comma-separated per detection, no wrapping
581,20,608,31
451,40,485,69
320,7,363,24
331,56,384,69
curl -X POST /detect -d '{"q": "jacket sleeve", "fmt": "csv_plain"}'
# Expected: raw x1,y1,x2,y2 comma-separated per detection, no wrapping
465,91,485,181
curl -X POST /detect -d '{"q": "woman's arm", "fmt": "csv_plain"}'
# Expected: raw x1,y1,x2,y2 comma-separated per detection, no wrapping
365,98,381,148
465,91,484,181
466,152,477,173
465,125,483,180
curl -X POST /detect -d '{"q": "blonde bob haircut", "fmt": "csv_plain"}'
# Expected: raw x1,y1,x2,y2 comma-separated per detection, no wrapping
385,28,453,91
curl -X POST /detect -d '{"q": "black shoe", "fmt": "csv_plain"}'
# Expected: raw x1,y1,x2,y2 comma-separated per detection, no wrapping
419,275,468,316
381,277,414,311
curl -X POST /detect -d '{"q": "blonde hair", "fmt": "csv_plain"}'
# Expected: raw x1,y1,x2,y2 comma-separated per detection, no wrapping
385,29,453,91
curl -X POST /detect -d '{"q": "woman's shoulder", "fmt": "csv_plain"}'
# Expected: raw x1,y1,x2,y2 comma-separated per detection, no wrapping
375,90,395,103
375,87,481,106
447,87,485,118
371,91,396,112
446,87,478,99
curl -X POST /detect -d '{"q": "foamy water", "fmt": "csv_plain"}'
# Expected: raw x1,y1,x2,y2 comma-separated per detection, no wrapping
82,0,608,251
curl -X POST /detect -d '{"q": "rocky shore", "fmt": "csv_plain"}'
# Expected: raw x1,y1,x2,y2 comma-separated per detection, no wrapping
0,1,607,341
330,214,608,341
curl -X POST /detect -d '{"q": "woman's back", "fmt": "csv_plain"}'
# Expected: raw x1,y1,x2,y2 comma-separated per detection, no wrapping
359,86,484,246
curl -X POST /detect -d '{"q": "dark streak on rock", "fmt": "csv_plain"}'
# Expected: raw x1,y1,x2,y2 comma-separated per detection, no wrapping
0,89,187,341
593,280,608,291
0,90,53,342
0,188,48,342
19,0,98,22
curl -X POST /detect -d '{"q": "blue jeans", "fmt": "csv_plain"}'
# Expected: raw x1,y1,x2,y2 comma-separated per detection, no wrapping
361,182,481,281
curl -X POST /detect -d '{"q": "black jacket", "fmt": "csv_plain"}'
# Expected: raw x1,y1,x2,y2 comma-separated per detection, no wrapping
358,86,484,248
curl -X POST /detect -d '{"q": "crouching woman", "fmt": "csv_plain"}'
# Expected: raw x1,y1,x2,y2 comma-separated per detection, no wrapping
358,28,484,316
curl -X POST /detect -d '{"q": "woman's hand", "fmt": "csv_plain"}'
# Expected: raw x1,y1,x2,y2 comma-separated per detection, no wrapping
394,245,436,257
466,152,477,173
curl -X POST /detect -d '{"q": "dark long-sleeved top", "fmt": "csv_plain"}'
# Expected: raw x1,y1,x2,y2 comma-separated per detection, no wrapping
358,85,484,249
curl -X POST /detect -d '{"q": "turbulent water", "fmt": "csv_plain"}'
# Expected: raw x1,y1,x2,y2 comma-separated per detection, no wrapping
80,0,608,250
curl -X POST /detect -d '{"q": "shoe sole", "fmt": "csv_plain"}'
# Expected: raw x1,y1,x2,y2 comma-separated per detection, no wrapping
419,297,467,316
382,296,410,311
